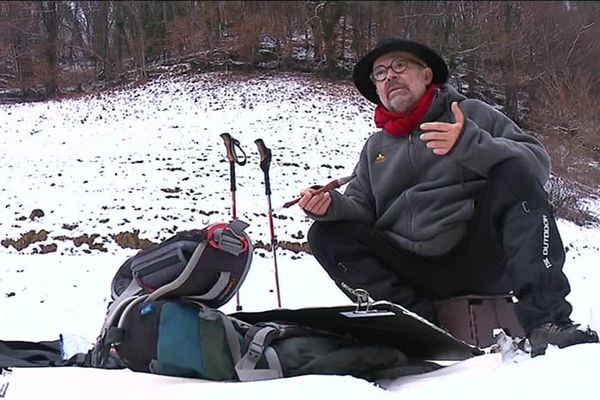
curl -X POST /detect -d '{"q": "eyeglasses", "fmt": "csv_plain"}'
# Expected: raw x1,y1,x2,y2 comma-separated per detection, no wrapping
370,58,427,82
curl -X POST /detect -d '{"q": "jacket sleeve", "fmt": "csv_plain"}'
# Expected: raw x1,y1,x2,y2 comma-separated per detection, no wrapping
449,99,551,184
307,142,375,223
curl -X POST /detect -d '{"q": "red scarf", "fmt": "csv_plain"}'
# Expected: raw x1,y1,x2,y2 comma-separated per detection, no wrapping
374,84,440,137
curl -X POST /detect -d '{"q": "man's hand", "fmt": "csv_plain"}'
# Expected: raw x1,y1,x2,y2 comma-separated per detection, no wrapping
419,101,465,156
297,188,331,216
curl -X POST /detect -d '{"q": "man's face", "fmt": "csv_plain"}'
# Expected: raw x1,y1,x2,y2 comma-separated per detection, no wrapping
372,51,433,113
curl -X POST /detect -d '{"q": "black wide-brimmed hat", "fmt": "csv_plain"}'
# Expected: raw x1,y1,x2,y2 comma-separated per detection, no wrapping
353,38,449,104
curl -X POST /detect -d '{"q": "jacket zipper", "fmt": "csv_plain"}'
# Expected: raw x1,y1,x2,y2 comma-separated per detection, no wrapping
407,133,416,238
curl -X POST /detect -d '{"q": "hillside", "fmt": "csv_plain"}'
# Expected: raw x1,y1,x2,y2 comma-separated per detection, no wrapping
1,71,600,399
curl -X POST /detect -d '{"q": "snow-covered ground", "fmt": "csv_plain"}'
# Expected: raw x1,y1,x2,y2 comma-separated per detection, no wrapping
1,72,599,398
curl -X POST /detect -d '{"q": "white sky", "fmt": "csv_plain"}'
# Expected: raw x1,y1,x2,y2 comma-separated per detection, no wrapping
1,72,599,398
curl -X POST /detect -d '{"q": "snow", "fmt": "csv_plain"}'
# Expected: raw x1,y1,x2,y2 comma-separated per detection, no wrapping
1,72,599,398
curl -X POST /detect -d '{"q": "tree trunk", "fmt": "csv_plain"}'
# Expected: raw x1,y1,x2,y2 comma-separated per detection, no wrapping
308,14,323,64
503,2,519,122
319,1,343,74
40,1,59,97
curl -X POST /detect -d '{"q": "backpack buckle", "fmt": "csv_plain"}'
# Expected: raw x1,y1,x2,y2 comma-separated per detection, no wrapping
246,340,264,362
207,223,249,255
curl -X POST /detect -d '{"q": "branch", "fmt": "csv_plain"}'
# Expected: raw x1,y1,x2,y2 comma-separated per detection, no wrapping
66,44,105,62
519,71,547,84
304,1,326,26
564,22,595,68
450,42,488,56
394,13,445,19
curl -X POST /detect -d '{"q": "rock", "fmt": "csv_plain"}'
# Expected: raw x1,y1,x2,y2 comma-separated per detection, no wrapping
1,230,49,251
39,243,58,254
29,209,45,220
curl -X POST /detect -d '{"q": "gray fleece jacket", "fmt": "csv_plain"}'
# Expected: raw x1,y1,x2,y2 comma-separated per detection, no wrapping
313,85,551,256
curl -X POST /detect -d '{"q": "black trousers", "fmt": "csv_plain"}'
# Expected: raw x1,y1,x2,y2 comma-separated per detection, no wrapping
308,158,573,333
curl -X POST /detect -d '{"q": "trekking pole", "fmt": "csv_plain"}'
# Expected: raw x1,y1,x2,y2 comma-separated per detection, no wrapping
220,132,247,311
254,139,282,308
220,133,247,220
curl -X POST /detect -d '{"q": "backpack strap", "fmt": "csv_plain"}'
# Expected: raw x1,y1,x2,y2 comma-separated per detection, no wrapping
91,295,146,368
147,220,251,303
101,279,145,337
195,303,244,364
99,286,141,339
235,325,283,381
235,322,317,381
235,322,345,381
130,240,200,292
145,241,230,302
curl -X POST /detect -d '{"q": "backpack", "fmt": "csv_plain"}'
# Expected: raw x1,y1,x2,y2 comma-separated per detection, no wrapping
96,299,433,382
92,220,253,368
91,219,437,381
110,219,252,306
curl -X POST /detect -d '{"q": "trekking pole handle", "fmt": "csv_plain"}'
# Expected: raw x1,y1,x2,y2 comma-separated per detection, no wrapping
220,133,247,166
254,139,272,195
220,133,236,163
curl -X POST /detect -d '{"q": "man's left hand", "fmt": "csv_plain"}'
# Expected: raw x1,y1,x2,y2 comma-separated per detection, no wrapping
419,101,465,156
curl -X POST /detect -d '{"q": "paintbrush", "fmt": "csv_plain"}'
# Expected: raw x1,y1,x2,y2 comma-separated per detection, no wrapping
281,174,356,209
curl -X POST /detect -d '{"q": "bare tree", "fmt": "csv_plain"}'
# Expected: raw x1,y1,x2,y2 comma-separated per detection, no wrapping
500,2,521,121
0,2,41,97
306,1,325,64
0,0,598,131
122,1,148,80
39,1,60,96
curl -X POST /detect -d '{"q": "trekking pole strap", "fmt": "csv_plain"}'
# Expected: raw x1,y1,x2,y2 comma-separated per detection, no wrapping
221,133,247,166
221,133,240,194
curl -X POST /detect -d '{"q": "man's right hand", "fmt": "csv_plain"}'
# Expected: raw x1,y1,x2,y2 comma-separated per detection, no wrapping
297,188,332,216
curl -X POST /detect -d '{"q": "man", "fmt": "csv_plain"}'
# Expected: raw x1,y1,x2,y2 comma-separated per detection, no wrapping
298,38,598,357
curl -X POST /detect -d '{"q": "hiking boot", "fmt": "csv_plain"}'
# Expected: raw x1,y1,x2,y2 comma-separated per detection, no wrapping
528,322,599,357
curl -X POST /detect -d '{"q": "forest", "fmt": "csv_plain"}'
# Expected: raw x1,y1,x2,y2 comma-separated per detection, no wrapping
1,1,599,218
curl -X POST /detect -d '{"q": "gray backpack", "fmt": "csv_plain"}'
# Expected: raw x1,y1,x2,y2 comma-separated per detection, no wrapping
92,220,253,368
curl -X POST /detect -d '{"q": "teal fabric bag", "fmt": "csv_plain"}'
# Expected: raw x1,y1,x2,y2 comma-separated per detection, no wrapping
111,300,244,381
156,302,241,380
